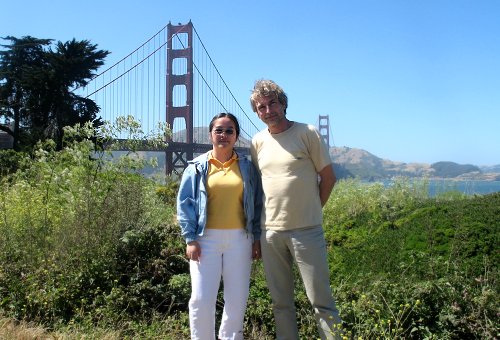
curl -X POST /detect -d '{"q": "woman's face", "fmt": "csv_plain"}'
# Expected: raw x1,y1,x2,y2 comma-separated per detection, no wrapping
209,117,238,150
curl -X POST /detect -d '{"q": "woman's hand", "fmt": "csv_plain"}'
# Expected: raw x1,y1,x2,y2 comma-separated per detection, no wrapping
252,240,261,260
186,241,201,262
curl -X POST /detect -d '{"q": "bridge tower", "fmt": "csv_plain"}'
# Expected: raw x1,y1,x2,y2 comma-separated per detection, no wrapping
318,115,330,147
166,22,194,175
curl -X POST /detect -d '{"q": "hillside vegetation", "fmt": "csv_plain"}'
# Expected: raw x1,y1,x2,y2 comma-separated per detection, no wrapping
0,129,498,339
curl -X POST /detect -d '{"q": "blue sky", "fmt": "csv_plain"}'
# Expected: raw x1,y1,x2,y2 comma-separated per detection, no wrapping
2,0,499,166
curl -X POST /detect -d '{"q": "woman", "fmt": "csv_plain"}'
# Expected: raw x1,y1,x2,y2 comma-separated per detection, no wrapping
177,113,262,340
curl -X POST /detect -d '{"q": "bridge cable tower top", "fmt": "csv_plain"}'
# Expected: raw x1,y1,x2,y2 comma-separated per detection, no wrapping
318,115,331,148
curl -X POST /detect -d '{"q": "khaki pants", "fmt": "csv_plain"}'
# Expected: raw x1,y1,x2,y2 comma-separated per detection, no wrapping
261,225,342,340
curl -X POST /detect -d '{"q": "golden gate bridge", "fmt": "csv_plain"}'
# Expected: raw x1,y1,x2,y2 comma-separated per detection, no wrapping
76,21,331,175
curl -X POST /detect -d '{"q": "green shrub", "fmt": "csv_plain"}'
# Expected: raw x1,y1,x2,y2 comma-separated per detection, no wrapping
156,179,180,206
0,120,186,326
325,180,499,339
0,149,29,177
1,145,498,339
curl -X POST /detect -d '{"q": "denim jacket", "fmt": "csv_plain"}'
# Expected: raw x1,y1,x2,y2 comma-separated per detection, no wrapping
177,151,263,244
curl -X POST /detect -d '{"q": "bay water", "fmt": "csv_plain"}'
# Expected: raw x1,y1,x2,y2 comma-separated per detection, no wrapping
379,179,500,197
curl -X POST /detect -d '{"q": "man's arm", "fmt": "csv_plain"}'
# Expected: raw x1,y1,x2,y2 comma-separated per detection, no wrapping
318,163,336,207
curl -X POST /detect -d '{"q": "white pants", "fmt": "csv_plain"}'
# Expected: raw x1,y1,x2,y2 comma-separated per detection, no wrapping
189,228,253,340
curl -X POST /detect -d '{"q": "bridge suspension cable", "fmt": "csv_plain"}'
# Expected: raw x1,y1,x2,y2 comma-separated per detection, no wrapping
76,22,259,146
191,26,259,137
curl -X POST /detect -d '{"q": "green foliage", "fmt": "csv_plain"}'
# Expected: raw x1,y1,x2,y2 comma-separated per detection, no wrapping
99,115,171,154
325,179,499,339
156,180,180,206
245,262,275,335
334,254,497,339
0,143,498,339
0,35,109,151
0,149,29,176
0,118,185,327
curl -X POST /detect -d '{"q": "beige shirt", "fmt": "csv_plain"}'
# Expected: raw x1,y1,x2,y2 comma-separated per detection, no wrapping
251,122,332,230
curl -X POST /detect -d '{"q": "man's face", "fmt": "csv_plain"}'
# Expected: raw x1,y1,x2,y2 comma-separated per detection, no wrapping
255,95,286,128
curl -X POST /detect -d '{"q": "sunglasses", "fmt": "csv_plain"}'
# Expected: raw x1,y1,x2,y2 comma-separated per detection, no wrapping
212,128,235,135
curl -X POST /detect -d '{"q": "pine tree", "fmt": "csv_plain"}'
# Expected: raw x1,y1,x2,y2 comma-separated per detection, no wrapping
0,36,109,150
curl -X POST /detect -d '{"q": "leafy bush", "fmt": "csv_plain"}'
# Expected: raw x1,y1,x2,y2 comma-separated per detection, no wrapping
0,119,186,326
1,137,498,339
0,149,29,176
156,179,180,206
325,180,499,339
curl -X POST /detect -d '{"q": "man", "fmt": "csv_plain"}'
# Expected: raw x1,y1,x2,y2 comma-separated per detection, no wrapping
249,79,342,340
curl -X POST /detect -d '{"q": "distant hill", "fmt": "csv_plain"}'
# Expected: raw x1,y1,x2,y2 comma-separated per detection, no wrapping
330,146,500,181
431,161,480,178
330,146,432,180
481,164,500,173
